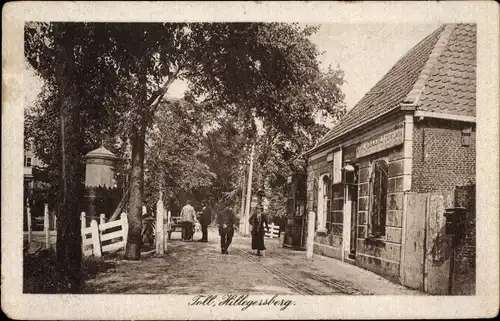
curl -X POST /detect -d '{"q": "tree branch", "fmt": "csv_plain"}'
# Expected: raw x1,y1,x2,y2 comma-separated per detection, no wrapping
147,69,181,112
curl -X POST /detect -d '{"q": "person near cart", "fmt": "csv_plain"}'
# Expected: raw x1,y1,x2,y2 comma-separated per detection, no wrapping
180,199,196,241
197,204,212,242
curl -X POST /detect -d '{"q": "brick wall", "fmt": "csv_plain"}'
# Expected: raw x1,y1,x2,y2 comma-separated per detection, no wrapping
412,119,476,192
355,145,404,283
411,118,475,293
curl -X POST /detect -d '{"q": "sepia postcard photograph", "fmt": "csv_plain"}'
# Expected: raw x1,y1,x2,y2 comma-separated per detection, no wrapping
2,1,499,320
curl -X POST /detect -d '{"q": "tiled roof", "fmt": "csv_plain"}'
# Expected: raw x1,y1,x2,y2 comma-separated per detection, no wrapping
315,23,476,149
84,146,118,160
417,24,476,116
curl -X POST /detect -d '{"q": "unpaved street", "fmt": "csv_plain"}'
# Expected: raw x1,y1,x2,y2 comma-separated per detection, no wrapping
82,228,421,295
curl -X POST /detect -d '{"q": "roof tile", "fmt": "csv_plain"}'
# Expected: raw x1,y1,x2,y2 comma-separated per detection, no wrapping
318,25,446,145
419,24,476,117
316,24,476,148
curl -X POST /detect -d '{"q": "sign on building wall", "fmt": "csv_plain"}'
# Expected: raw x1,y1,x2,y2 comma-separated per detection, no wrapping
356,128,404,158
332,149,342,183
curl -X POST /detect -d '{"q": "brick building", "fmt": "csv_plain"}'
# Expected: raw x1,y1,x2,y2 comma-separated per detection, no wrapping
303,24,476,293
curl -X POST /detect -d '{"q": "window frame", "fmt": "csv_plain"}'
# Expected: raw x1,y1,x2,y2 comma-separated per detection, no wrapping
368,158,389,237
317,173,331,232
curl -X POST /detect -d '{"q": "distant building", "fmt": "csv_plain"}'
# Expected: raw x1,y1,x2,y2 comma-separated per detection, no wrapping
23,139,45,206
303,24,476,294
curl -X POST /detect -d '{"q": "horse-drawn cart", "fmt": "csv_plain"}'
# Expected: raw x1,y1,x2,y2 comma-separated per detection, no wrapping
142,216,200,243
167,217,183,240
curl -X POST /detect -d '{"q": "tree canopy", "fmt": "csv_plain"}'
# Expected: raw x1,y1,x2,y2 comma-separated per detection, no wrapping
25,21,347,269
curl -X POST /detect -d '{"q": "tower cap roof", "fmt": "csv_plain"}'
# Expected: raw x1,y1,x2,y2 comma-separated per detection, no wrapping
84,146,118,161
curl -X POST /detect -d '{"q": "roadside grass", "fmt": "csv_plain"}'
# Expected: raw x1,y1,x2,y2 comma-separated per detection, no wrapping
23,247,117,293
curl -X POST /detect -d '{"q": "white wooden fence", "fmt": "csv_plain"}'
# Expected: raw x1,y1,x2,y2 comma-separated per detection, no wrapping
264,223,280,239
24,204,57,250
81,212,128,258
26,200,164,257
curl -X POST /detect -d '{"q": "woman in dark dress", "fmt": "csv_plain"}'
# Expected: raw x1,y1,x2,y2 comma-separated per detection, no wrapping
249,207,269,256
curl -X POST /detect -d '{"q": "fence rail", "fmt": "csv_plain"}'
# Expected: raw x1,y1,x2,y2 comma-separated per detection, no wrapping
264,223,280,239
81,212,128,257
25,200,167,257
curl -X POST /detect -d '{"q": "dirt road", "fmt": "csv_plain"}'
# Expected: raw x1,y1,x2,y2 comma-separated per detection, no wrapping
82,228,421,295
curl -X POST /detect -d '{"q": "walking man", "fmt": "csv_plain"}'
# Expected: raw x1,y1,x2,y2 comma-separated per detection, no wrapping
217,201,236,254
197,204,212,242
180,199,196,241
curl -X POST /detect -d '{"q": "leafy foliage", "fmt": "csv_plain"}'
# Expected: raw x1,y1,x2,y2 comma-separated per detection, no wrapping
143,99,213,210
25,22,347,259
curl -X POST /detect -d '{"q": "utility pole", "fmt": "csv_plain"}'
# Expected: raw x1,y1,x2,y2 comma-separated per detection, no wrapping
243,144,255,236
239,163,247,233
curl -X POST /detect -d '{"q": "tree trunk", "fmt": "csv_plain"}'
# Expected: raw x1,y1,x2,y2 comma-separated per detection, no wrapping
124,126,146,260
54,24,84,293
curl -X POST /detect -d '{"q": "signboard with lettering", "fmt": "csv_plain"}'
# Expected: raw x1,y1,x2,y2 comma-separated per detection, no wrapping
356,128,404,158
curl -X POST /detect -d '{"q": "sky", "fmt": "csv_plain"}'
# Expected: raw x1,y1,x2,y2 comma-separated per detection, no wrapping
25,22,442,117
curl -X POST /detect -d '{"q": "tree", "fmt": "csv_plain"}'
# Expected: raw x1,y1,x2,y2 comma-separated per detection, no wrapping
251,66,346,209
143,99,214,210
97,22,339,259
200,112,253,205
25,22,135,290
26,22,345,263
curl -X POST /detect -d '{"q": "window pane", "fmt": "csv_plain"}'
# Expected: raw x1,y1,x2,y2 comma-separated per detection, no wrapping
371,160,388,235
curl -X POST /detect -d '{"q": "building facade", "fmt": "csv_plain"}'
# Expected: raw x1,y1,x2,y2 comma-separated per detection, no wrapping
24,139,45,206
304,24,476,293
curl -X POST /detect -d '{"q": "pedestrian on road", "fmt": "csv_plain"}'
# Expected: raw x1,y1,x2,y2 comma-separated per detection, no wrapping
249,206,269,257
217,201,236,254
197,204,212,242
180,199,196,241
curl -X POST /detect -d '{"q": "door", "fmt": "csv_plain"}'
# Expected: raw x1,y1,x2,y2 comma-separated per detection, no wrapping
400,193,427,290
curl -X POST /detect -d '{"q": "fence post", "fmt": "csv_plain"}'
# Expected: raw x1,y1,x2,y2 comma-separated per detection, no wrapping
156,196,165,255
166,210,171,245
44,203,50,249
80,212,86,230
80,212,86,254
121,213,128,248
99,213,105,237
53,212,57,253
163,207,171,251
270,223,275,238
27,207,32,244
90,220,101,257
306,211,316,260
